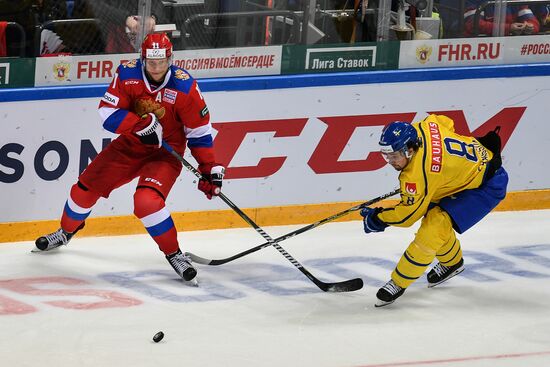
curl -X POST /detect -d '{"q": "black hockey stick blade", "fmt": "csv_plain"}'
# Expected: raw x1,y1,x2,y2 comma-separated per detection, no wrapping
187,251,364,292
320,277,364,292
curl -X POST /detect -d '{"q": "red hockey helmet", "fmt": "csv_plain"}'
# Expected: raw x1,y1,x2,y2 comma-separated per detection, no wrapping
140,33,173,61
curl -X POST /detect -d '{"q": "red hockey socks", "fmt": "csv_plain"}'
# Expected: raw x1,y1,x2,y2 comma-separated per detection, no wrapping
61,181,99,233
133,187,179,255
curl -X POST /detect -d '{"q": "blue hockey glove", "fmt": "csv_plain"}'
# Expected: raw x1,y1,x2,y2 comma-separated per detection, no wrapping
360,207,388,234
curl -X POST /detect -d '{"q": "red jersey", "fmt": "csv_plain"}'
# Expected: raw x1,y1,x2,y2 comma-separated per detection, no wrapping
98,59,215,167
464,3,540,36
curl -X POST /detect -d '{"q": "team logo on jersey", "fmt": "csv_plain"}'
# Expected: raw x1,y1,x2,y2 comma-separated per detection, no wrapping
200,106,209,118
124,80,139,85
102,92,119,106
163,89,177,104
122,60,137,68
405,182,417,195
416,46,432,64
174,69,190,80
135,98,166,119
52,62,70,81
144,177,163,187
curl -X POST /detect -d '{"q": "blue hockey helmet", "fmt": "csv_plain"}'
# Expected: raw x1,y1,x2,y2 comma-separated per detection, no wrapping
379,121,419,158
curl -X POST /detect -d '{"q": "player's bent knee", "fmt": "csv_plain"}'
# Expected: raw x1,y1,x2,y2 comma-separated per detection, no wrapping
133,187,165,217
69,181,101,207
408,240,437,257
414,207,455,251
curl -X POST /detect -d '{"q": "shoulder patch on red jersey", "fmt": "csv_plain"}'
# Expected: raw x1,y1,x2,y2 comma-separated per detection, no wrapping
174,69,190,80
122,59,137,68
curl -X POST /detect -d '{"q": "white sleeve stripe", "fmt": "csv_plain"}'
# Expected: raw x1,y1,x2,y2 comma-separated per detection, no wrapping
140,207,171,228
67,196,93,214
464,9,477,18
517,9,534,17
184,124,212,139
98,106,119,122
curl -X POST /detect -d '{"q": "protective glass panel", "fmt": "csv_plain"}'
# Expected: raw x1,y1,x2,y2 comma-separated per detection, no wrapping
0,1,549,68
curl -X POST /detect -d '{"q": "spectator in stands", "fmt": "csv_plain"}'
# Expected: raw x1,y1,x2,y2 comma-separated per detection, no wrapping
352,0,376,43
532,4,550,33
464,1,540,37
73,0,166,53
0,0,35,56
0,0,66,56
36,0,67,23
36,0,68,55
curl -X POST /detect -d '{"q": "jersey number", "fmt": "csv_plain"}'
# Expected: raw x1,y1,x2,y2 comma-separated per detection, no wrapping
111,73,118,88
444,137,478,162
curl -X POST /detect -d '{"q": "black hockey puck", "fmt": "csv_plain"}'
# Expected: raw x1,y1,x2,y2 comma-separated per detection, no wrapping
153,331,164,343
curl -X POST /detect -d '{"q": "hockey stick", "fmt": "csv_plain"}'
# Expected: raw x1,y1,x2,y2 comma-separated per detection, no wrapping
187,188,400,266
162,141,363,292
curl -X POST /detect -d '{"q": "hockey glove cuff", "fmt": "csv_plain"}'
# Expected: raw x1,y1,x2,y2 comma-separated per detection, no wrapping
360,207,388,234
198,164,225,200
135,113,163,148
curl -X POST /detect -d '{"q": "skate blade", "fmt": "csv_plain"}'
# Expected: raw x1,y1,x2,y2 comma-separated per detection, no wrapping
183,278,199,287
30,245,63,253
31,247,52,253
374,299,395,308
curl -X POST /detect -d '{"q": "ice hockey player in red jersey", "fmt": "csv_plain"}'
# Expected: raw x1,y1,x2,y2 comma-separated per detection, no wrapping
34,33,224,283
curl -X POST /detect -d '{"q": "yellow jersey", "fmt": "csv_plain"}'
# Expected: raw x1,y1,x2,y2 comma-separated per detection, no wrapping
378,114,493,227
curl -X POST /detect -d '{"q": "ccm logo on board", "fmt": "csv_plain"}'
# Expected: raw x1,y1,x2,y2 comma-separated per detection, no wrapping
1,108,524,183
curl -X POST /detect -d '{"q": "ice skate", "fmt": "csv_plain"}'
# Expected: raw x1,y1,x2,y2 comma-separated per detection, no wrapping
166,249,198,286
375,279,405,307
427,258,465,288
33,228,74,252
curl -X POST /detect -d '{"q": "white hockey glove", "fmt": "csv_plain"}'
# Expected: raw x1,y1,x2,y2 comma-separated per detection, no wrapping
135,113,163,148
510,22,526,36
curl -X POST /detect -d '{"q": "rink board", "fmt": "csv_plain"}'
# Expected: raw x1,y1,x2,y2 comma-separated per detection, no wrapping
1,66,550,241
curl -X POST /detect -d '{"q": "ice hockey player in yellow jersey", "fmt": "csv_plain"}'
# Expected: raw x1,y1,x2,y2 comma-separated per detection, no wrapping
360,114,508,307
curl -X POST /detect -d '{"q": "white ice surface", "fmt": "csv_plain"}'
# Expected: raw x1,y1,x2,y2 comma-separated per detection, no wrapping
1,210,550,367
